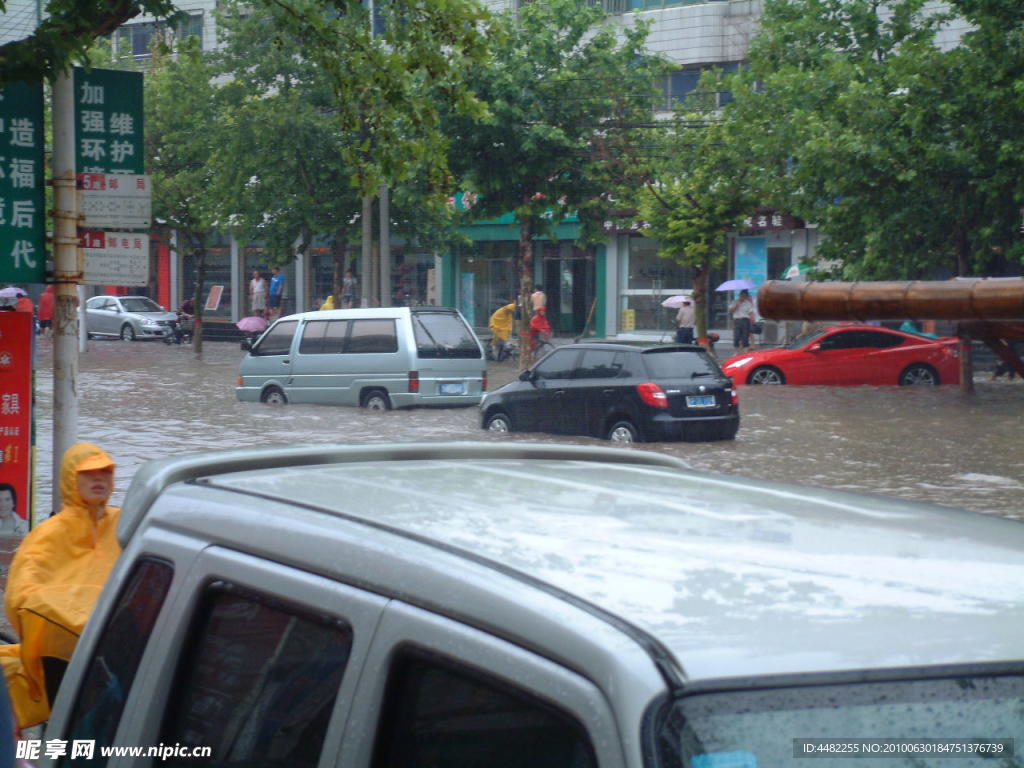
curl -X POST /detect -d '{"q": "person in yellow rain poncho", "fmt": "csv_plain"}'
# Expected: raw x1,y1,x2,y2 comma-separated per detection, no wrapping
488,302,516,361
0,443,121,728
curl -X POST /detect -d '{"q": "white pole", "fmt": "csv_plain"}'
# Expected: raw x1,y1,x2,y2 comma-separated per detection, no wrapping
51,71,80,513
379,183,390,306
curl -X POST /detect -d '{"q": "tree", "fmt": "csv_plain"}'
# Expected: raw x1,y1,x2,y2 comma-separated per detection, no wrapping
145,38,220,353
733,0,1024,278
633,108,762,343
0,0,178,86
446,0,664,366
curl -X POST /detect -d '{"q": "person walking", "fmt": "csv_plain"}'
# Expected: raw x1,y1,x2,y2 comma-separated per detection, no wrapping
0,443,121,728
268,267,286,320
675,296,695,344
37,286,54,338
729,289,756,353
342,268,358,309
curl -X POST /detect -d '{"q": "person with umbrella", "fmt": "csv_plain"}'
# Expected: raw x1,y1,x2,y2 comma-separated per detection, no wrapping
729,288,757,353
674,295,695,344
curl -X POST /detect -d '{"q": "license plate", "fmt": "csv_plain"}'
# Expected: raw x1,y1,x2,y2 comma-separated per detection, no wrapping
440,382,465,395
686,394,716,408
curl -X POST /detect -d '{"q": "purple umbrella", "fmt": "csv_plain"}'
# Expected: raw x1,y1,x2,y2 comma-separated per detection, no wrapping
715,278,756,292
236,315,268,333
0,286,27,298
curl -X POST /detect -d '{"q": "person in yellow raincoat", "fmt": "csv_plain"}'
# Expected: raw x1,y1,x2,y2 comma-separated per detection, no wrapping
488,302,516,361
0,443,121,728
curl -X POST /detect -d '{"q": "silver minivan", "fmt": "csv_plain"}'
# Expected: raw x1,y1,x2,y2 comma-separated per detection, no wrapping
235,306,486,409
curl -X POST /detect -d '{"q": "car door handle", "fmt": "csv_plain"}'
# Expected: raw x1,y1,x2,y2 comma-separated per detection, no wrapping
603,389,616,394
555,389,566,395
282,359,290,364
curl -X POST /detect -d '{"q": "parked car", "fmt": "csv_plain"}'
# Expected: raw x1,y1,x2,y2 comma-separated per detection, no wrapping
480,343,739,443
722,324,961,386
235,306,486,409
84,296,178,341
33,442,1024,768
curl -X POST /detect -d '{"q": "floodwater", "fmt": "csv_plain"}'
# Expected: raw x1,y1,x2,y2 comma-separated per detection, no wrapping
29,337,1024,521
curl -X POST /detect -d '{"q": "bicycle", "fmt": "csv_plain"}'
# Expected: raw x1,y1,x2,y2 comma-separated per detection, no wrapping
524,328,554,358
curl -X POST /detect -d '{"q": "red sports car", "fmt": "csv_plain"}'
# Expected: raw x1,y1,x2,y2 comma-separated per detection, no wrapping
722,325,961,386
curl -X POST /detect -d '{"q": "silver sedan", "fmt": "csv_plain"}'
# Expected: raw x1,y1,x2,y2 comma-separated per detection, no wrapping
85,295,178,341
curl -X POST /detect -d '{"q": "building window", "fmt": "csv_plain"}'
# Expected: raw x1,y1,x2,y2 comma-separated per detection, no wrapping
115,12,203,58
654,62,740,111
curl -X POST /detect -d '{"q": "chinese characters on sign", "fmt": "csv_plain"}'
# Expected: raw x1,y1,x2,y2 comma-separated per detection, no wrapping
0,80,46,284
0,312,33,530
74,68,145,175
81,230,150,286
80,174,152,229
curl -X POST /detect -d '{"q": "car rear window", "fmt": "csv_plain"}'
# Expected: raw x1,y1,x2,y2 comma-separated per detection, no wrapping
642,350,721,379
659,674,1023,768
412,311,481,359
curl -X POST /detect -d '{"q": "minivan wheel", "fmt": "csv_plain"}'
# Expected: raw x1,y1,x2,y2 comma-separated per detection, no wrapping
261,386,287,405
120,324,136,341
361,390,391,411
485,412,512,433
607,420,639,444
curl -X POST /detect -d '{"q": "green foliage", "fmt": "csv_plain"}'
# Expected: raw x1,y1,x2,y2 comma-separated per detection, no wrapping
0,0,179,85
731,0,1024,278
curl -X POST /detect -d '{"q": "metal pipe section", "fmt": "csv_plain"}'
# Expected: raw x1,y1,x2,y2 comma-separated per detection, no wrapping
757,278,1024,321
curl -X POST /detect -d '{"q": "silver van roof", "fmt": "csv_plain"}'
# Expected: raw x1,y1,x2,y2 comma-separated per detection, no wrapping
123,443,1024,683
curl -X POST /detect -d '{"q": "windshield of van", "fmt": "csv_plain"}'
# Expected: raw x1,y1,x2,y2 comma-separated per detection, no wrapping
658,674,1023,768
642,350,721,379
412,311,481,359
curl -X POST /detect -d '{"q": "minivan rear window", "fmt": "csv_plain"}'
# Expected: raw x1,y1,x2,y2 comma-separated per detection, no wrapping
412,312,481,359
348,319,398,353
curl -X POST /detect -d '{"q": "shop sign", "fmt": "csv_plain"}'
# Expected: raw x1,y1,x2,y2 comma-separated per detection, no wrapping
80,230,149,286
741,211,803,232
0,80,46,284
0,311,33,532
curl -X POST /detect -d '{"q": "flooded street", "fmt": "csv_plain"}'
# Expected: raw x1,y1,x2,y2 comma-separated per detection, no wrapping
31,337,1024,521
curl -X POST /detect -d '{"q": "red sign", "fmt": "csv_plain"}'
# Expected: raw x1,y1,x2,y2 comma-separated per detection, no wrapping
0,311,33,533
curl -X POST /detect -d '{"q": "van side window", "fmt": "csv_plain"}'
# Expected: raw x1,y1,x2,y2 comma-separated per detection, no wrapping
160,584,353,767
299,320,349,354
372,650,597,768
348,319,398,353
60,558,174,766
252,320,298,356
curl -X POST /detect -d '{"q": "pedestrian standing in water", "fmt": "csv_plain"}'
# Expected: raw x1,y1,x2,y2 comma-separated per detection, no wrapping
249,270,267,318
729,289,756,353
0,443,122,728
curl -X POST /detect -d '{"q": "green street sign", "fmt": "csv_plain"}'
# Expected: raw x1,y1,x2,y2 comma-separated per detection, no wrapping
74,68,145,175
0,80,46,284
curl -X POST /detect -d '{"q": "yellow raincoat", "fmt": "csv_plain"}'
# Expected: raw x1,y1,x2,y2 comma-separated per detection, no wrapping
488,303,516,342
0,443,121,727
320,294,336,310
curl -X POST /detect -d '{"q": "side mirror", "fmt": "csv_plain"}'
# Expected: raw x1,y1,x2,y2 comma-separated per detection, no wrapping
518,370,534,382
240,339,253,352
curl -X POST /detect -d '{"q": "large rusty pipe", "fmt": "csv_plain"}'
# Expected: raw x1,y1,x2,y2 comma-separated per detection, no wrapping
757,278,1024,321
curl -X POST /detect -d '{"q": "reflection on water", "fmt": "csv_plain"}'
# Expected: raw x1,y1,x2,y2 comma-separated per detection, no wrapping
31,338,1024,520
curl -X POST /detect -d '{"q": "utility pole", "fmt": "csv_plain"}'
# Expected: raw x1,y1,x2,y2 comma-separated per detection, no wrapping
51,72,79,512
361,195,373,307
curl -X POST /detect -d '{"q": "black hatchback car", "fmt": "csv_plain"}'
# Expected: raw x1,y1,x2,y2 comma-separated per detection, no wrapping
480,343,739,443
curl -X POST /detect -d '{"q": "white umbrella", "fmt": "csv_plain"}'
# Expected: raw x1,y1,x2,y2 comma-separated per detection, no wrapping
660,294,693,308
715,278,756,292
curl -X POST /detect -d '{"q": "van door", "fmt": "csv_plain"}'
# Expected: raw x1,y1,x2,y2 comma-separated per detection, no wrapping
335,600,626,768
241,319,300,399
410,310,485,402
62,546,387,768
288,318,351,404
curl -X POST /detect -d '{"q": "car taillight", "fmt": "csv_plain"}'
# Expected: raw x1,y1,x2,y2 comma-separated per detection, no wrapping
482,372,487,392
637,382,669,408
408,371,420,393
729,388,739,407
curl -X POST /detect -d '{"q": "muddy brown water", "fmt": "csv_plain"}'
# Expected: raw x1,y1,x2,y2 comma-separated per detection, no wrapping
24,336,1023,522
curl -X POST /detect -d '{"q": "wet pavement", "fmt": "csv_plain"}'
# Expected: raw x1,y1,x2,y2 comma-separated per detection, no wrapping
26,336,1023,521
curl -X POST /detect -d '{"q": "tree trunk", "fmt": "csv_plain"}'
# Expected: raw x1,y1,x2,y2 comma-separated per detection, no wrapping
332,225,348,308
190,230,208,356
517,219,535,370
692,262,710,345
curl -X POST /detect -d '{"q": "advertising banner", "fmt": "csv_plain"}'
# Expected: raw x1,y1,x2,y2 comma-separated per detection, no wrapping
0,80,46,284
80,173,152,229
735,237,768,292
0,311,33,534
